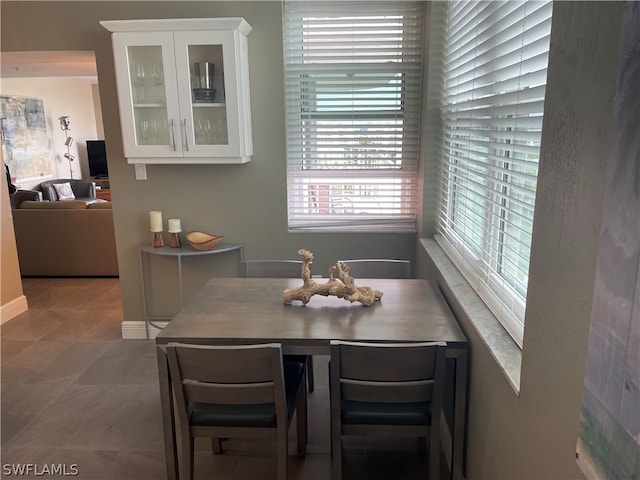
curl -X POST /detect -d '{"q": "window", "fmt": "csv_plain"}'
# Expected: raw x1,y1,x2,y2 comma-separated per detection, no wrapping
436,1,553,346
283,1,424,231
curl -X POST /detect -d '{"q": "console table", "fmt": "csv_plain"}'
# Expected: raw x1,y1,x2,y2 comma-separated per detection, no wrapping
95,188,111,201
139,243,244,338
93,178,111,201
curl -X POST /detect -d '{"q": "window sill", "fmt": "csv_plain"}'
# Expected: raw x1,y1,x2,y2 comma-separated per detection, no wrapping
420,237,522,393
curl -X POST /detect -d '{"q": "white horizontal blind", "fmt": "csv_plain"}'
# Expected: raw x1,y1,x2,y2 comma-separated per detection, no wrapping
283,1,423,231
437,0,553,346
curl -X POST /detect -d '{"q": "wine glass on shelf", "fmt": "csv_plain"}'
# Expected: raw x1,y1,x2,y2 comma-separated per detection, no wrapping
195,119,203,144
151,119,166,144
213,118,225,144
162,118,169,143
152,63,164,103
133,63,146,103
204,119,212,144
139,119,149,144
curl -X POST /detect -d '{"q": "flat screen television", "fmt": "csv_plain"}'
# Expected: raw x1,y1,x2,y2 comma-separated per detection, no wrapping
87,140,108,178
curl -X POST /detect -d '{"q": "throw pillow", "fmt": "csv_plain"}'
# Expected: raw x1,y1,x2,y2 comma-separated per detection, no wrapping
53,182,75,200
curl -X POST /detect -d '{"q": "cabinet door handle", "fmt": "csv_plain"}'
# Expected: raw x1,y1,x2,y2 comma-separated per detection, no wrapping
170,119,177,151
181,119,189,151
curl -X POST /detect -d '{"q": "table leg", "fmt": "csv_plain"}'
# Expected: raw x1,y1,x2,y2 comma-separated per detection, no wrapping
157,346,179,480
177,256,184,307
450,347,468,480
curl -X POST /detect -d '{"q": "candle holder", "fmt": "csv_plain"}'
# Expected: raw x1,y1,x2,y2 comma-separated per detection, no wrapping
169,232,181,248
149,211,164,247
167,218,182,248
152,231,164,248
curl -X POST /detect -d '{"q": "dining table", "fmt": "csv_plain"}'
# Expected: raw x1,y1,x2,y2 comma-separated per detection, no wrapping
155,277,468,480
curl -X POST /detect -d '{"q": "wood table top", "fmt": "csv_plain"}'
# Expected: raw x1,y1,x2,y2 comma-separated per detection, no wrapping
156,277,467,348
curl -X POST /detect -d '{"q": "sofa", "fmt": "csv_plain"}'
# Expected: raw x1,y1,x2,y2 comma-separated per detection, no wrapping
12,200,118,276
39,178,97,202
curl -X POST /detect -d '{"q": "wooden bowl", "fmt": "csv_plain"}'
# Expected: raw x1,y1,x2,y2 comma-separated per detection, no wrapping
186,231,224,251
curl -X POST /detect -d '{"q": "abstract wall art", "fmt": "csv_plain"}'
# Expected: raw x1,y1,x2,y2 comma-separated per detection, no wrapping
0,95,53,183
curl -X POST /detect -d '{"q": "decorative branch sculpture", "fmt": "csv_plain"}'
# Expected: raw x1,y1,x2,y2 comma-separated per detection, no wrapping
282,249,383,306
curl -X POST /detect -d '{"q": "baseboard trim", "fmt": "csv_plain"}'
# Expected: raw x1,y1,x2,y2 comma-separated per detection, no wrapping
121,320,167,339
1,295,28,324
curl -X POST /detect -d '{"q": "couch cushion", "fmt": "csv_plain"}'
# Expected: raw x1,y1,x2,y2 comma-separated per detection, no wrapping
88,201,112,209
53,182,76,200
20,200,88,209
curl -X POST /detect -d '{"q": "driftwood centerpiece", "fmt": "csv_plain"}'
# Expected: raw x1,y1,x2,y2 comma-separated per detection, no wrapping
283,249,383,306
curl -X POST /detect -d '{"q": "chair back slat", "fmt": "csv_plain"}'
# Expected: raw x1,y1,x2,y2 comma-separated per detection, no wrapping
245,260,304,278
167,343,286,414
331,341,447,403
341,379,434,403
184,380,276,405
338,341,442,382
170,342,276,383
338,259,410,279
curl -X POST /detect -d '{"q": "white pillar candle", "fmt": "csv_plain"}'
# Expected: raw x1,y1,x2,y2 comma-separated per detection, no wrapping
168,218,181,233
150,211,163,232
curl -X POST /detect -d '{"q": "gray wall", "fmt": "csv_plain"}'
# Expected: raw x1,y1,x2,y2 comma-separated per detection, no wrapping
1,1,415,323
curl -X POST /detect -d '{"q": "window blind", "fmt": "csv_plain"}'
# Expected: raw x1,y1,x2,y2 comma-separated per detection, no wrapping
437,0,553,346
283,1,423,231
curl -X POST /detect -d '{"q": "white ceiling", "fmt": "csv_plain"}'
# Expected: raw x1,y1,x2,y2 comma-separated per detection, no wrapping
1,51,97,80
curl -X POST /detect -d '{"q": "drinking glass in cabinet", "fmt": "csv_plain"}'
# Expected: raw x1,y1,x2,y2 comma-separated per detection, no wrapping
152,119,169,144
213,118,228,145
151,63,165,103
132,63,146,103
137,119,148,144
136,118,169,145
152,63,164,86
195,119,212,144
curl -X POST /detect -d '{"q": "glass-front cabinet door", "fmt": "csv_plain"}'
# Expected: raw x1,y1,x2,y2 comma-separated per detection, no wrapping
111,32,180,159
128,45,172,148
102,19,253,164
174,30,235,159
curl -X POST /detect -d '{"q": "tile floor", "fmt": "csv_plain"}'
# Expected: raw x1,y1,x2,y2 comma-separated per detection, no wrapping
1,278,447,479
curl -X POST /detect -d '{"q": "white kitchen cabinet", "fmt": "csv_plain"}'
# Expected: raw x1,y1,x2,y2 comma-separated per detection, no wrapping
101,18,252,164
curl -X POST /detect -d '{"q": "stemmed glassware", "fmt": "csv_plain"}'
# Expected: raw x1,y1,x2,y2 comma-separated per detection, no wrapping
213,118,226,144
133,63,146,103
152,63,164,104
139,119,150,144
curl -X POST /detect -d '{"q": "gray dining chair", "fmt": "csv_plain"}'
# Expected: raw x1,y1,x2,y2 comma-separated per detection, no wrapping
337,259,411,279
167,342,307,480
244,259,315,392
329,340,447,480
244,260,306,278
